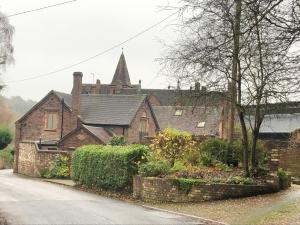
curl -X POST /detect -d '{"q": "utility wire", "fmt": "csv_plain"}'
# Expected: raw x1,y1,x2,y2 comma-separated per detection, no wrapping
1,0,78,19
6,9,180,84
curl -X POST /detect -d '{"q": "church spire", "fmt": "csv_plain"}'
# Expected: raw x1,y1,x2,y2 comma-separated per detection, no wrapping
110,52,131,87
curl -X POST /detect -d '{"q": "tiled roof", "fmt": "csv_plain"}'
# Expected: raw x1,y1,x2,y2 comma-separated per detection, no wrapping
152,106,223,135
83,125,113,143
80,94,147,125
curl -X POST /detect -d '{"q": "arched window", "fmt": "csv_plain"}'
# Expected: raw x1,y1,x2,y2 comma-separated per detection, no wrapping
139,111,149,141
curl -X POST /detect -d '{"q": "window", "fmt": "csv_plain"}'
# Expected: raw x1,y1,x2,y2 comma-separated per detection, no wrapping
45,112,58,130
174,109,183,116
197,121,205,128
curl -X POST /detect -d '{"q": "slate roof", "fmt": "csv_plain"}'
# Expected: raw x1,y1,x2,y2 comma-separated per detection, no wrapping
152,106,223,135
111,52,131,86
80,94,147,125
252,113,300,134
83,125,113,143
54,91,72,107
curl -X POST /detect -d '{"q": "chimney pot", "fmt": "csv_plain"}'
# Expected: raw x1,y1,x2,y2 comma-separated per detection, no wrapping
195,82,200,91
95,79,101,94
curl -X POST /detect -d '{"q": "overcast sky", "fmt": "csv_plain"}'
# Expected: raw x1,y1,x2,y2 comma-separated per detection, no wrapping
0,0,180,101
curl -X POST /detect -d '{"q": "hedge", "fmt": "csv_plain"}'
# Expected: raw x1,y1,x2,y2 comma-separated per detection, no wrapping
72,144,149,191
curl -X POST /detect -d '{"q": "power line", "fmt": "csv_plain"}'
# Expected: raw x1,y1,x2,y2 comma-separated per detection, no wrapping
1,0,77,19
6,9,180,84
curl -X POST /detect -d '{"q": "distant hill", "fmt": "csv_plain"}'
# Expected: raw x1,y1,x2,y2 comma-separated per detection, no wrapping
4,96,36,119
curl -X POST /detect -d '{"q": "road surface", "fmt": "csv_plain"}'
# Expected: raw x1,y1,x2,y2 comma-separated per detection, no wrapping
0,170,220,225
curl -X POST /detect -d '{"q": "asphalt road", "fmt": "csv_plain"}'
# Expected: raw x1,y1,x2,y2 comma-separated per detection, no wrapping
0,170,220,225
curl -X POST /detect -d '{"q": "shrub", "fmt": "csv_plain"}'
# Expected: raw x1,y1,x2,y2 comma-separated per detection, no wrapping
215,161,233,172
226,176,254,185
0,146,14,169
200,138,229,165
110,136,126,146
0,128,12,149
138,160,171,177
278,168,291,190
72,144,149,191
151,128,195,166
173,178,207,193
231,138,267,167
41,155,70,179
170,161,187,174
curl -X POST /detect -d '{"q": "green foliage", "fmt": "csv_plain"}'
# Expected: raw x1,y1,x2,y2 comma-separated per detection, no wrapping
110,136,126,146
174,178,207,193
215,162,233,172
0,146,14,168
278,168,291,190
170,161,187,174
151,128,195,166
0,128,12,149
72,144,149,191
138,159,171,177
226,176,254,185
41,155,70,179
200,138,229,165
231,138,266,166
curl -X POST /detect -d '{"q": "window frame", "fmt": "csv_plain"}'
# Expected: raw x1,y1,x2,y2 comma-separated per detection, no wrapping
44,111,59,131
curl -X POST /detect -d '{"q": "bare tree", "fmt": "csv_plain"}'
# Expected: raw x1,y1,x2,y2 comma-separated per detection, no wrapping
0,11,14,90
161,0,300,176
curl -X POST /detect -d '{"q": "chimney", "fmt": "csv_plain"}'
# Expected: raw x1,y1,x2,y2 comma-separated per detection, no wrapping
72,72,83,124
95,79,101,94
195,82,200,91
177,80,180,90
138,80,141,92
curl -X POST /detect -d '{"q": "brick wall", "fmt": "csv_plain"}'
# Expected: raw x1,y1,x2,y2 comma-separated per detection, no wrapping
133,176,276,203
279,147,300,178
17,93,75,142
127,102,157,144
17,141,71,177
59,127,101,150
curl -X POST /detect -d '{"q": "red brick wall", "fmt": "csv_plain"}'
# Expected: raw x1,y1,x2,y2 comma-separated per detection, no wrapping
59,127,101,150
127,101,157,144
18,93,75,142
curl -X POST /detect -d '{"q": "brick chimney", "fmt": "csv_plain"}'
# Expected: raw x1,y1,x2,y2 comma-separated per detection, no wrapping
195,82,200,91
95,79,101,94
71,72,83,126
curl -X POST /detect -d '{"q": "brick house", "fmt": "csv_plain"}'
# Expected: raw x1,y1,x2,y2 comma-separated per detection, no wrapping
14,52,229,174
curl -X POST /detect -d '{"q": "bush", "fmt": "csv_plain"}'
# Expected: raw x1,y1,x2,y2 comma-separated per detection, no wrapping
231,138,266,167
151,128,196,166
41,155,70,179
0,128,12,149
200,138,229,166
170,161,187,174
0,146,14,169
72,144,149,191
173,178,207,193
278,168,291,190
110,136,126,146
226,176,254,185
138,160,171,177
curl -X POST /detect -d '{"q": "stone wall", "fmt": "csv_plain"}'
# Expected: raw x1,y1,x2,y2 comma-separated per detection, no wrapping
17,141,71,177
133,176,276,203
279,148,300,178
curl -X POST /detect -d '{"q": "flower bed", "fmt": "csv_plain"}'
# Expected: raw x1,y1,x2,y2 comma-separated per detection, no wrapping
133,176,277,203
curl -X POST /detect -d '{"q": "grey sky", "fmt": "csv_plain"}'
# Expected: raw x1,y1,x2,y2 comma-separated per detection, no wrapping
0,0,179,101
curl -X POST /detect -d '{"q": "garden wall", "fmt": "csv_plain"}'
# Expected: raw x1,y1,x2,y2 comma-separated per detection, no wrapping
16,141,71,177
133,176,277,203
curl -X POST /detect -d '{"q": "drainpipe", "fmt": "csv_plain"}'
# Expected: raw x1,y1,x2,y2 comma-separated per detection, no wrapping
60,98,64,139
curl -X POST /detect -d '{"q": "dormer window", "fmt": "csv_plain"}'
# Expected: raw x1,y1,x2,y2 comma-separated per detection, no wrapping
174,109,183,116
197,121,205,128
